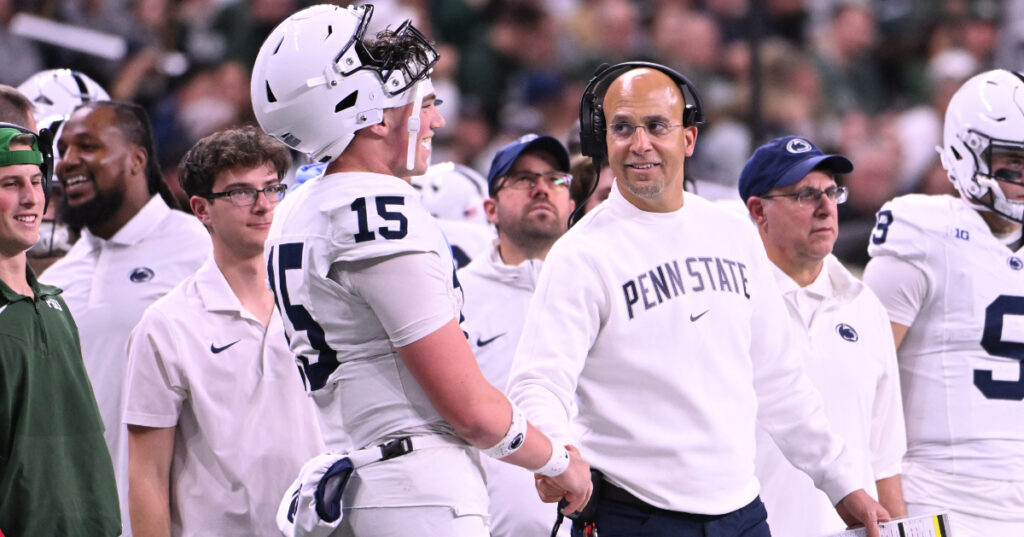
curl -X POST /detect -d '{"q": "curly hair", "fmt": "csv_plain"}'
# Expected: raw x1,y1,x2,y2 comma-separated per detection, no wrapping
178,125,292,199
364,24,437,84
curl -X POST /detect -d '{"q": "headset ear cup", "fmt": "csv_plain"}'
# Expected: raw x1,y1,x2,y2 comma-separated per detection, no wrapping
683,106,696,128
37,127,54,211
590,106,606,164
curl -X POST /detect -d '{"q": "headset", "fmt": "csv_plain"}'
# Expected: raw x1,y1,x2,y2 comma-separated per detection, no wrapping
578,61,705,165
0,122,55,210
571,61,705,226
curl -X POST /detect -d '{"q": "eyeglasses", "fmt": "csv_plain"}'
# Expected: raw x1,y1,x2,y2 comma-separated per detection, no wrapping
499,171,572,192
607,121,686,140
759,185,848,206
203,184,288,206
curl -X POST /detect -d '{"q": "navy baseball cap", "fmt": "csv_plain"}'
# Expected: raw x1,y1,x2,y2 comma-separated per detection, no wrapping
487,134,570,191
738,136,853,202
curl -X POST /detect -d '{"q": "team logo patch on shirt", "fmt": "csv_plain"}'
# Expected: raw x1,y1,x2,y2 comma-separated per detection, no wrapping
1009,256,1023,271
836,323,859,342
129,267,155,283
43,297,62,311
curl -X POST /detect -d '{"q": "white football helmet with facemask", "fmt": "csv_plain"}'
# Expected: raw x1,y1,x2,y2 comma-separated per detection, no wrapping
250,4,438,164
17,68,109,133
940,68,1024,223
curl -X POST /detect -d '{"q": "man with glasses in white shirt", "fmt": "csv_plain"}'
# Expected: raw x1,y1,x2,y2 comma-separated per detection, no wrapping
124,126,323,537
459,134,575,537
741,136,907,537
508,63,888,537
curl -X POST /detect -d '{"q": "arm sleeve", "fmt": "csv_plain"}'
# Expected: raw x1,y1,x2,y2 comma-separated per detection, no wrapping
862,255,929,327
343,251,458,348
123,310,186,428
749,250,861,505
507,239,607,447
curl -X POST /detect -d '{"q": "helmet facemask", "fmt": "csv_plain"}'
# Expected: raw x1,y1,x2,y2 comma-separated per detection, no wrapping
948,129,1024,223
941,69,1024,224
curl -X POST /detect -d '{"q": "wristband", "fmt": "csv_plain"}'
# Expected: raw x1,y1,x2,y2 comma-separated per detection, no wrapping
481,402,526,459
534,442,571,477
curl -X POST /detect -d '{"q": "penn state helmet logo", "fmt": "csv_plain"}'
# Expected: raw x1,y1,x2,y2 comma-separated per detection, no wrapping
129,267,155,283
836,323,859,342
786,138,813,154
1009,256,1023,271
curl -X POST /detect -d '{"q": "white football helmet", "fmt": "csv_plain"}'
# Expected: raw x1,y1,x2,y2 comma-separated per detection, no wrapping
17,69,109,132
940,68,1024,223
411,161,489,225
251,4,438,164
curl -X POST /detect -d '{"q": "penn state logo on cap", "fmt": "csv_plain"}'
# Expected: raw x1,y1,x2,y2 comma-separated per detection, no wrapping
738,135,853,202
785,138,814,154
129,267,155,283
836,323,859,342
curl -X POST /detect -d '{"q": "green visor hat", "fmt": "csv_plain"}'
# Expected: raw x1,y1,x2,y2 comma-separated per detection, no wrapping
0,124,55,209
0,127,44,167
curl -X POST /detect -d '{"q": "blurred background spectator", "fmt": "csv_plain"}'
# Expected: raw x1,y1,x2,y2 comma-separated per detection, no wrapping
5,0,1021,268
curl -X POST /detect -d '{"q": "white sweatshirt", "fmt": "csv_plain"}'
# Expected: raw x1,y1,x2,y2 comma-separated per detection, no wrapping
508,187,860,515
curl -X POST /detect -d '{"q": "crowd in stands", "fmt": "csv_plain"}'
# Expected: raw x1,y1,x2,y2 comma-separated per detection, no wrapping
2,0,1019,266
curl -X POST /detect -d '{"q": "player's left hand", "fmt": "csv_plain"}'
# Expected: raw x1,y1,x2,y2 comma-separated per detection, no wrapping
835,489,891,537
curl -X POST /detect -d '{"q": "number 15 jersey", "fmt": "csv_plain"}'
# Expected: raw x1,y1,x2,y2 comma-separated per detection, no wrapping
265,172,463,451
865,193,1024,482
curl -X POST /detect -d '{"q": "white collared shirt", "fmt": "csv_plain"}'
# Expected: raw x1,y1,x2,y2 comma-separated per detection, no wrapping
754,255,906,537
124,256,324,537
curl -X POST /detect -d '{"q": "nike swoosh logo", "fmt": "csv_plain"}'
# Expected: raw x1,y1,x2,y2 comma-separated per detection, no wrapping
476,333,506,347
689,310,710,322
210,340,240,354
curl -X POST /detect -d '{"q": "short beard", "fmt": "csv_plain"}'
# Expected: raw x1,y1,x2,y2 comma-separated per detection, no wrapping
59,185,126,233
621,176,665,200
499,206,566,256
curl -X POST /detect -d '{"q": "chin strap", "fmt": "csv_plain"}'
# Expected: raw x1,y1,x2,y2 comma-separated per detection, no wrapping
406,80,425,172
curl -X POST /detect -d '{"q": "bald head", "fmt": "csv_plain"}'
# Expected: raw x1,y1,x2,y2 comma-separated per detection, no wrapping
602,68,685,126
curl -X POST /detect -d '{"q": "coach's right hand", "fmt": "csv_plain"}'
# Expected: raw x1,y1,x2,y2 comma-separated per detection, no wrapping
537,444,593,515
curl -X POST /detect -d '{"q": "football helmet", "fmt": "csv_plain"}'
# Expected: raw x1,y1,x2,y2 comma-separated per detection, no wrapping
17,69,109,132
411,161,489,224
251,4,438,164
940,69,1024,223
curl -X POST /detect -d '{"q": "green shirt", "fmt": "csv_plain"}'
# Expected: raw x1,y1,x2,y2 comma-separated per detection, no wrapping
0,267,121,536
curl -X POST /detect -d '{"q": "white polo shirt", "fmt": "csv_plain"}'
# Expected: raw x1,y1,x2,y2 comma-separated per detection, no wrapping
124,256,324,537
40,195,211,535
754,255,905,537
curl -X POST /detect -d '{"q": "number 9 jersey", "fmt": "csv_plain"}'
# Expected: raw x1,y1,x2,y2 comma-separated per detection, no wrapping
264,171,465,451
865,193,1024,485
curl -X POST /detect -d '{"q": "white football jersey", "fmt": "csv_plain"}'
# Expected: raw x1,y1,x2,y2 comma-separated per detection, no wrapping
866,194,1024,481
265,172,463,450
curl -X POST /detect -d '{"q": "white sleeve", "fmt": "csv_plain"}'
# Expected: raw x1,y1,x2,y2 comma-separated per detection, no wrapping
342,251,457,348
869,304,907,480
749,252,861,505
862,254,928,327
123,308,186,428
507,239,607,447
